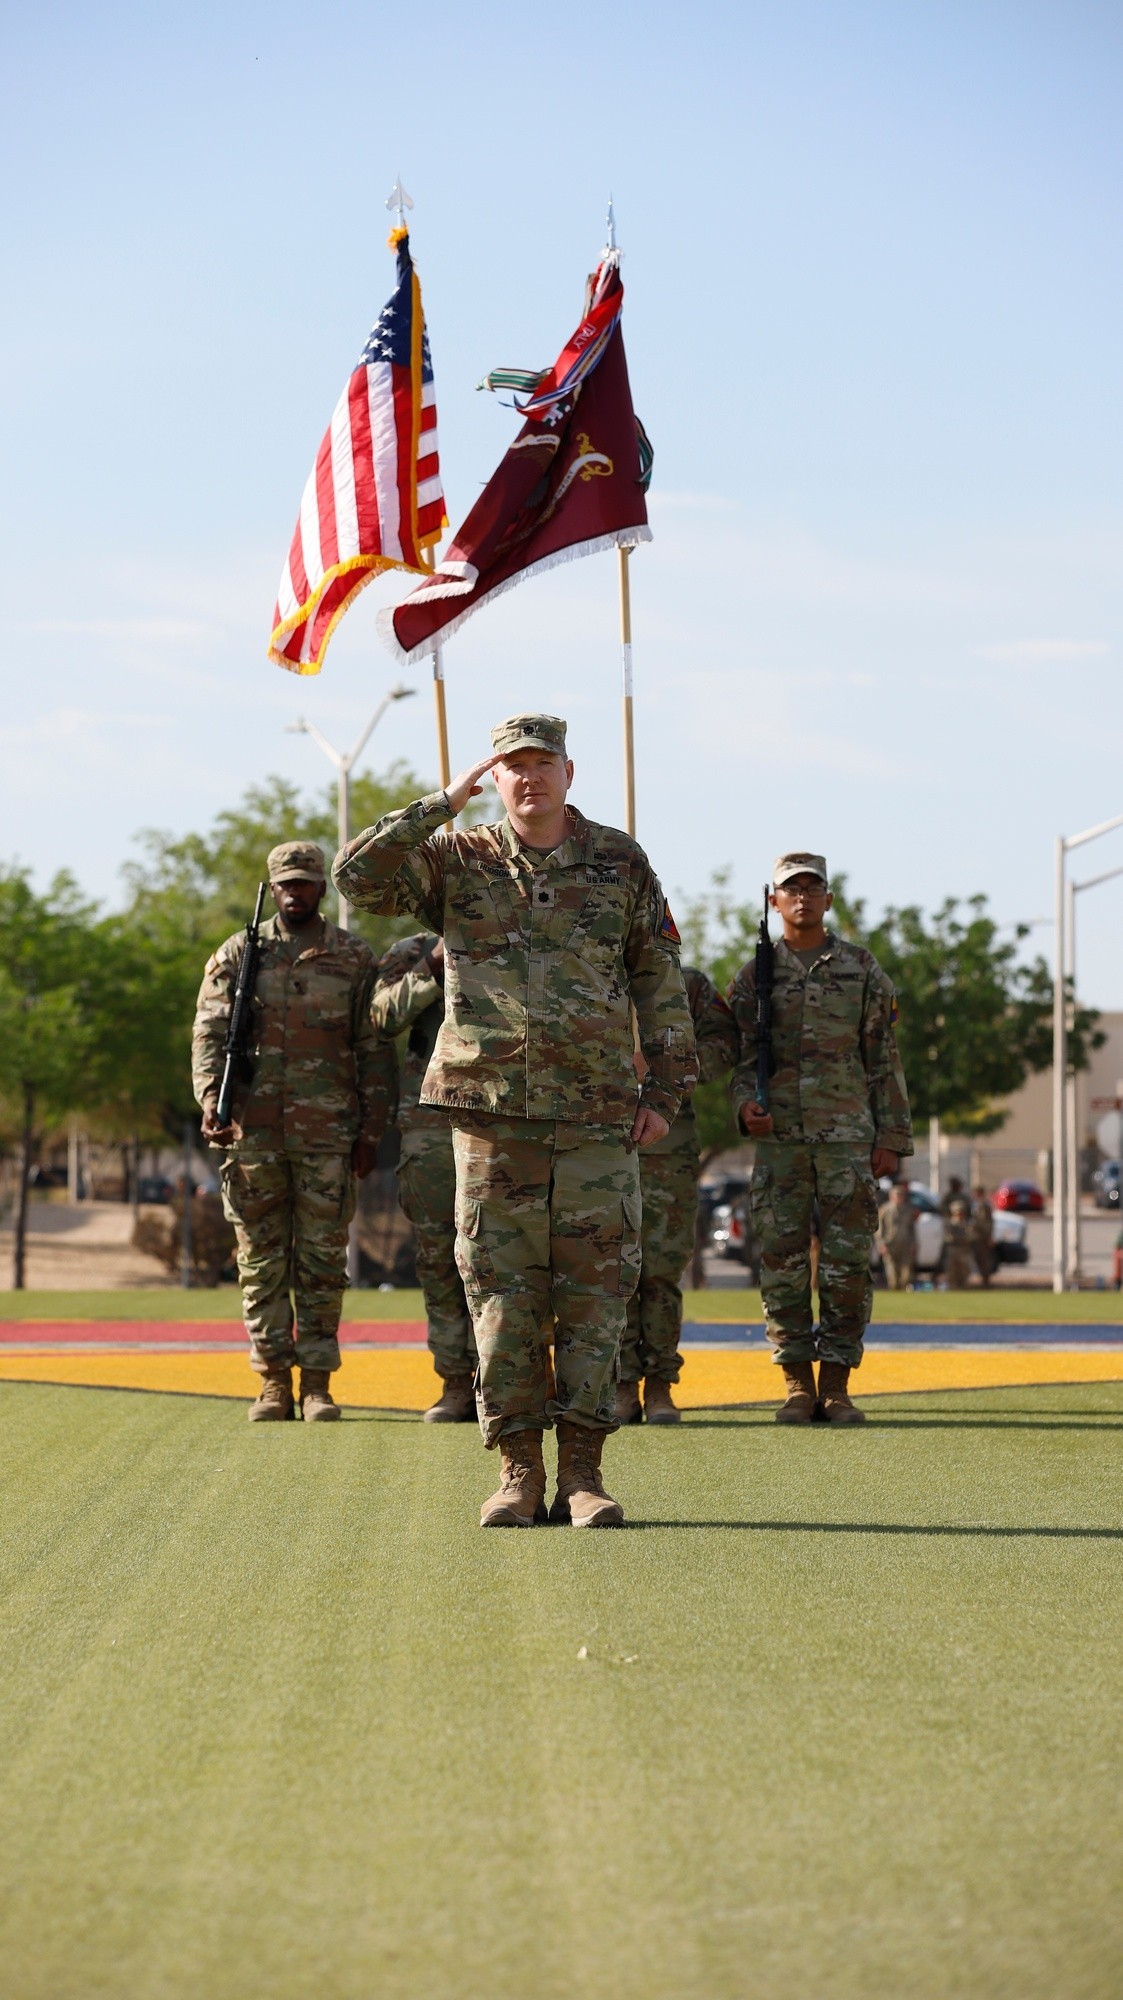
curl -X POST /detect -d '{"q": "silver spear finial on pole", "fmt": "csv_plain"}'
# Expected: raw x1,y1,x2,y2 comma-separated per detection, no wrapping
606,194,617,252
386,175,414,228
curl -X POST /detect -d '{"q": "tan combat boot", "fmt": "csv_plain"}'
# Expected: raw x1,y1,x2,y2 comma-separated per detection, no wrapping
423,1372,476,1423
615,1379,643,1425
817,1361,867,1425
550,1421,624,1528
480,1429,548,1527
248,1366,294,1422
643,1378,682,1425
775,1362,818,1424
299,1368,342,1422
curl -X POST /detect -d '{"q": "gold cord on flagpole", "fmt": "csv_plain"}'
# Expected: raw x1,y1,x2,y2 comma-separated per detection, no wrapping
618,545,635,836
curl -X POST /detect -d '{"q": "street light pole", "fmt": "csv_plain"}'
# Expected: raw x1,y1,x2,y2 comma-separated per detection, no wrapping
1052,812,1123,1293
288,685,415,930
1065,860,1123,1289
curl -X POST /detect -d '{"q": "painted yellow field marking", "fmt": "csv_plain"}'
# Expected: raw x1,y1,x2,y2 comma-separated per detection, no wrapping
0,1346,1121,1409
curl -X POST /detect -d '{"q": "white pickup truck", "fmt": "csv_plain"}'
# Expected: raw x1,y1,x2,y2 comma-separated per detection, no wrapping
873,1181,1028,1279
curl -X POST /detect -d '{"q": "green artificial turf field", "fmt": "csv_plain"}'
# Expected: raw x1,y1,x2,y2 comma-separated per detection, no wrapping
1,1283,1119,1322
0,1382,1120,1999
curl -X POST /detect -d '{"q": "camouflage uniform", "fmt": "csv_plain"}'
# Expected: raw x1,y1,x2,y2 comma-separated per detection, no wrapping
372,934,476,1380
971,1193,994,1285
728,934,913,1369
333,738,697,1448
192,908,396,1375
877,1194,917,1290
620,967,739,1385
943,1208,974,1289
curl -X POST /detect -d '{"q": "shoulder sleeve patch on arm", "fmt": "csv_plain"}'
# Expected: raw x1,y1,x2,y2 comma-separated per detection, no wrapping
204,953,221,977
659,898,681,945
890,996,900,1026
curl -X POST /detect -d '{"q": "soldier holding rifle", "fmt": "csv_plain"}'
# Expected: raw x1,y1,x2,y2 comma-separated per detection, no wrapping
192,842,397,1422
334,715,697,1528
727,853,912,1424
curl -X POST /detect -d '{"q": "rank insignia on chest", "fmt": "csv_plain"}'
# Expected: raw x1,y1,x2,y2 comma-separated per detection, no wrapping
532,877,555,909
659,898,681,944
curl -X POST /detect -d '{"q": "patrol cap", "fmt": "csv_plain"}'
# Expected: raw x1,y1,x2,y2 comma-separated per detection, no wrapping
267,840,326,884
773,851,828,888
490,713,568,759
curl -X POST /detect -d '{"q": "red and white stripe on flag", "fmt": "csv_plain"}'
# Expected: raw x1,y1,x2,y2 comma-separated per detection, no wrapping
269,233,445,677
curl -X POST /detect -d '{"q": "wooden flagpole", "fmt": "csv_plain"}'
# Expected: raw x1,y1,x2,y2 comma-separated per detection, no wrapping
619,545,635,836
420,547,452,791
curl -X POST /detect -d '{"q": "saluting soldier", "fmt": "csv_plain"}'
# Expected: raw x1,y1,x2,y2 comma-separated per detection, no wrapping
617,966,739,1425
372,930,478,1420
727,852,913,1425
192,842,397,1421
334,714,697,1528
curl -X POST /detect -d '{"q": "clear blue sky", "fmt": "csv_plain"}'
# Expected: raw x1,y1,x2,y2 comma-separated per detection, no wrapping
3,0,1122,1005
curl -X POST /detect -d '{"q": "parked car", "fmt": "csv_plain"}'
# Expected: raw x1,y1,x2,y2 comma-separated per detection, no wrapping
993,1179,1046,1214
990,1210,1029,1264
137,1175,175,1205
1093,1161,1120,1210
709,1192,762,1283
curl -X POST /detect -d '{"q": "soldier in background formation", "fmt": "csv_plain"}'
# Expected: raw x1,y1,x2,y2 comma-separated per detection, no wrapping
372,931,477,1421
616,967,738,1426
970,1184,994,1286
943,1198,975,1288
728,852,913,1425
193,842,397,1422
334,714,697,1528
876,1182,916,1290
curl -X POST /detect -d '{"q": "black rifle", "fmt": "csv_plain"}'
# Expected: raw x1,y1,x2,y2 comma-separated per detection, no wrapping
755,886,775,1111
215,883,266,1128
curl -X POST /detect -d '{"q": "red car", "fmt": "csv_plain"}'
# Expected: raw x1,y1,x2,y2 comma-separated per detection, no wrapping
992,1179,1046,1214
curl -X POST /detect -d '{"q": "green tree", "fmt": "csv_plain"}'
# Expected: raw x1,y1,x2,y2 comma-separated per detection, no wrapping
0,870,100,1286
842,893,1102,1134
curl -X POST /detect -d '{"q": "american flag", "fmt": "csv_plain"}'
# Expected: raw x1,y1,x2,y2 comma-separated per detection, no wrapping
268,230,445,676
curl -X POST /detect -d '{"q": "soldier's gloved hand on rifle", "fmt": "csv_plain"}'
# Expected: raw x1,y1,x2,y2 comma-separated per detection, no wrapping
740,1101,774,1139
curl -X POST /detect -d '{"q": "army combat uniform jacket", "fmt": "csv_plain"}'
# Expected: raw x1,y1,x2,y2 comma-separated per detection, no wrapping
334,794,698,1129
644,966,739,1159
370,934,448,1136
727,934,913,1155
192,914,397,1154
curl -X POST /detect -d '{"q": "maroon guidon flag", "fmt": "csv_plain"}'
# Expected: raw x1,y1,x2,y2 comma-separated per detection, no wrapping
378,254,651,666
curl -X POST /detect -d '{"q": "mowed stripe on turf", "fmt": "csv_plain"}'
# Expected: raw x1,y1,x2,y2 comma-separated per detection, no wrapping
0,1345,1122,1408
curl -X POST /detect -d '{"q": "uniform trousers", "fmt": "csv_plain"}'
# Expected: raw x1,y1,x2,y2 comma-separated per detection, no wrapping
396,1121,476,1378
881,1246,915,1290
619,1141,698,1384
219,1150,355,1374
451,1113,641,1447
750,1141,877,1369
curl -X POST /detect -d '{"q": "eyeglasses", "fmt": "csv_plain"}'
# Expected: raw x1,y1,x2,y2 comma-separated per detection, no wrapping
774,881,828,898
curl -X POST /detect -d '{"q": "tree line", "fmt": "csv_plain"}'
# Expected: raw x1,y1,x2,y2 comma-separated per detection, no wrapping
0,771,1102,1281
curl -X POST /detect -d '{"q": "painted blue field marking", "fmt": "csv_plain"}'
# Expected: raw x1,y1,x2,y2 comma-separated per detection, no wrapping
680,1322,1123,1350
